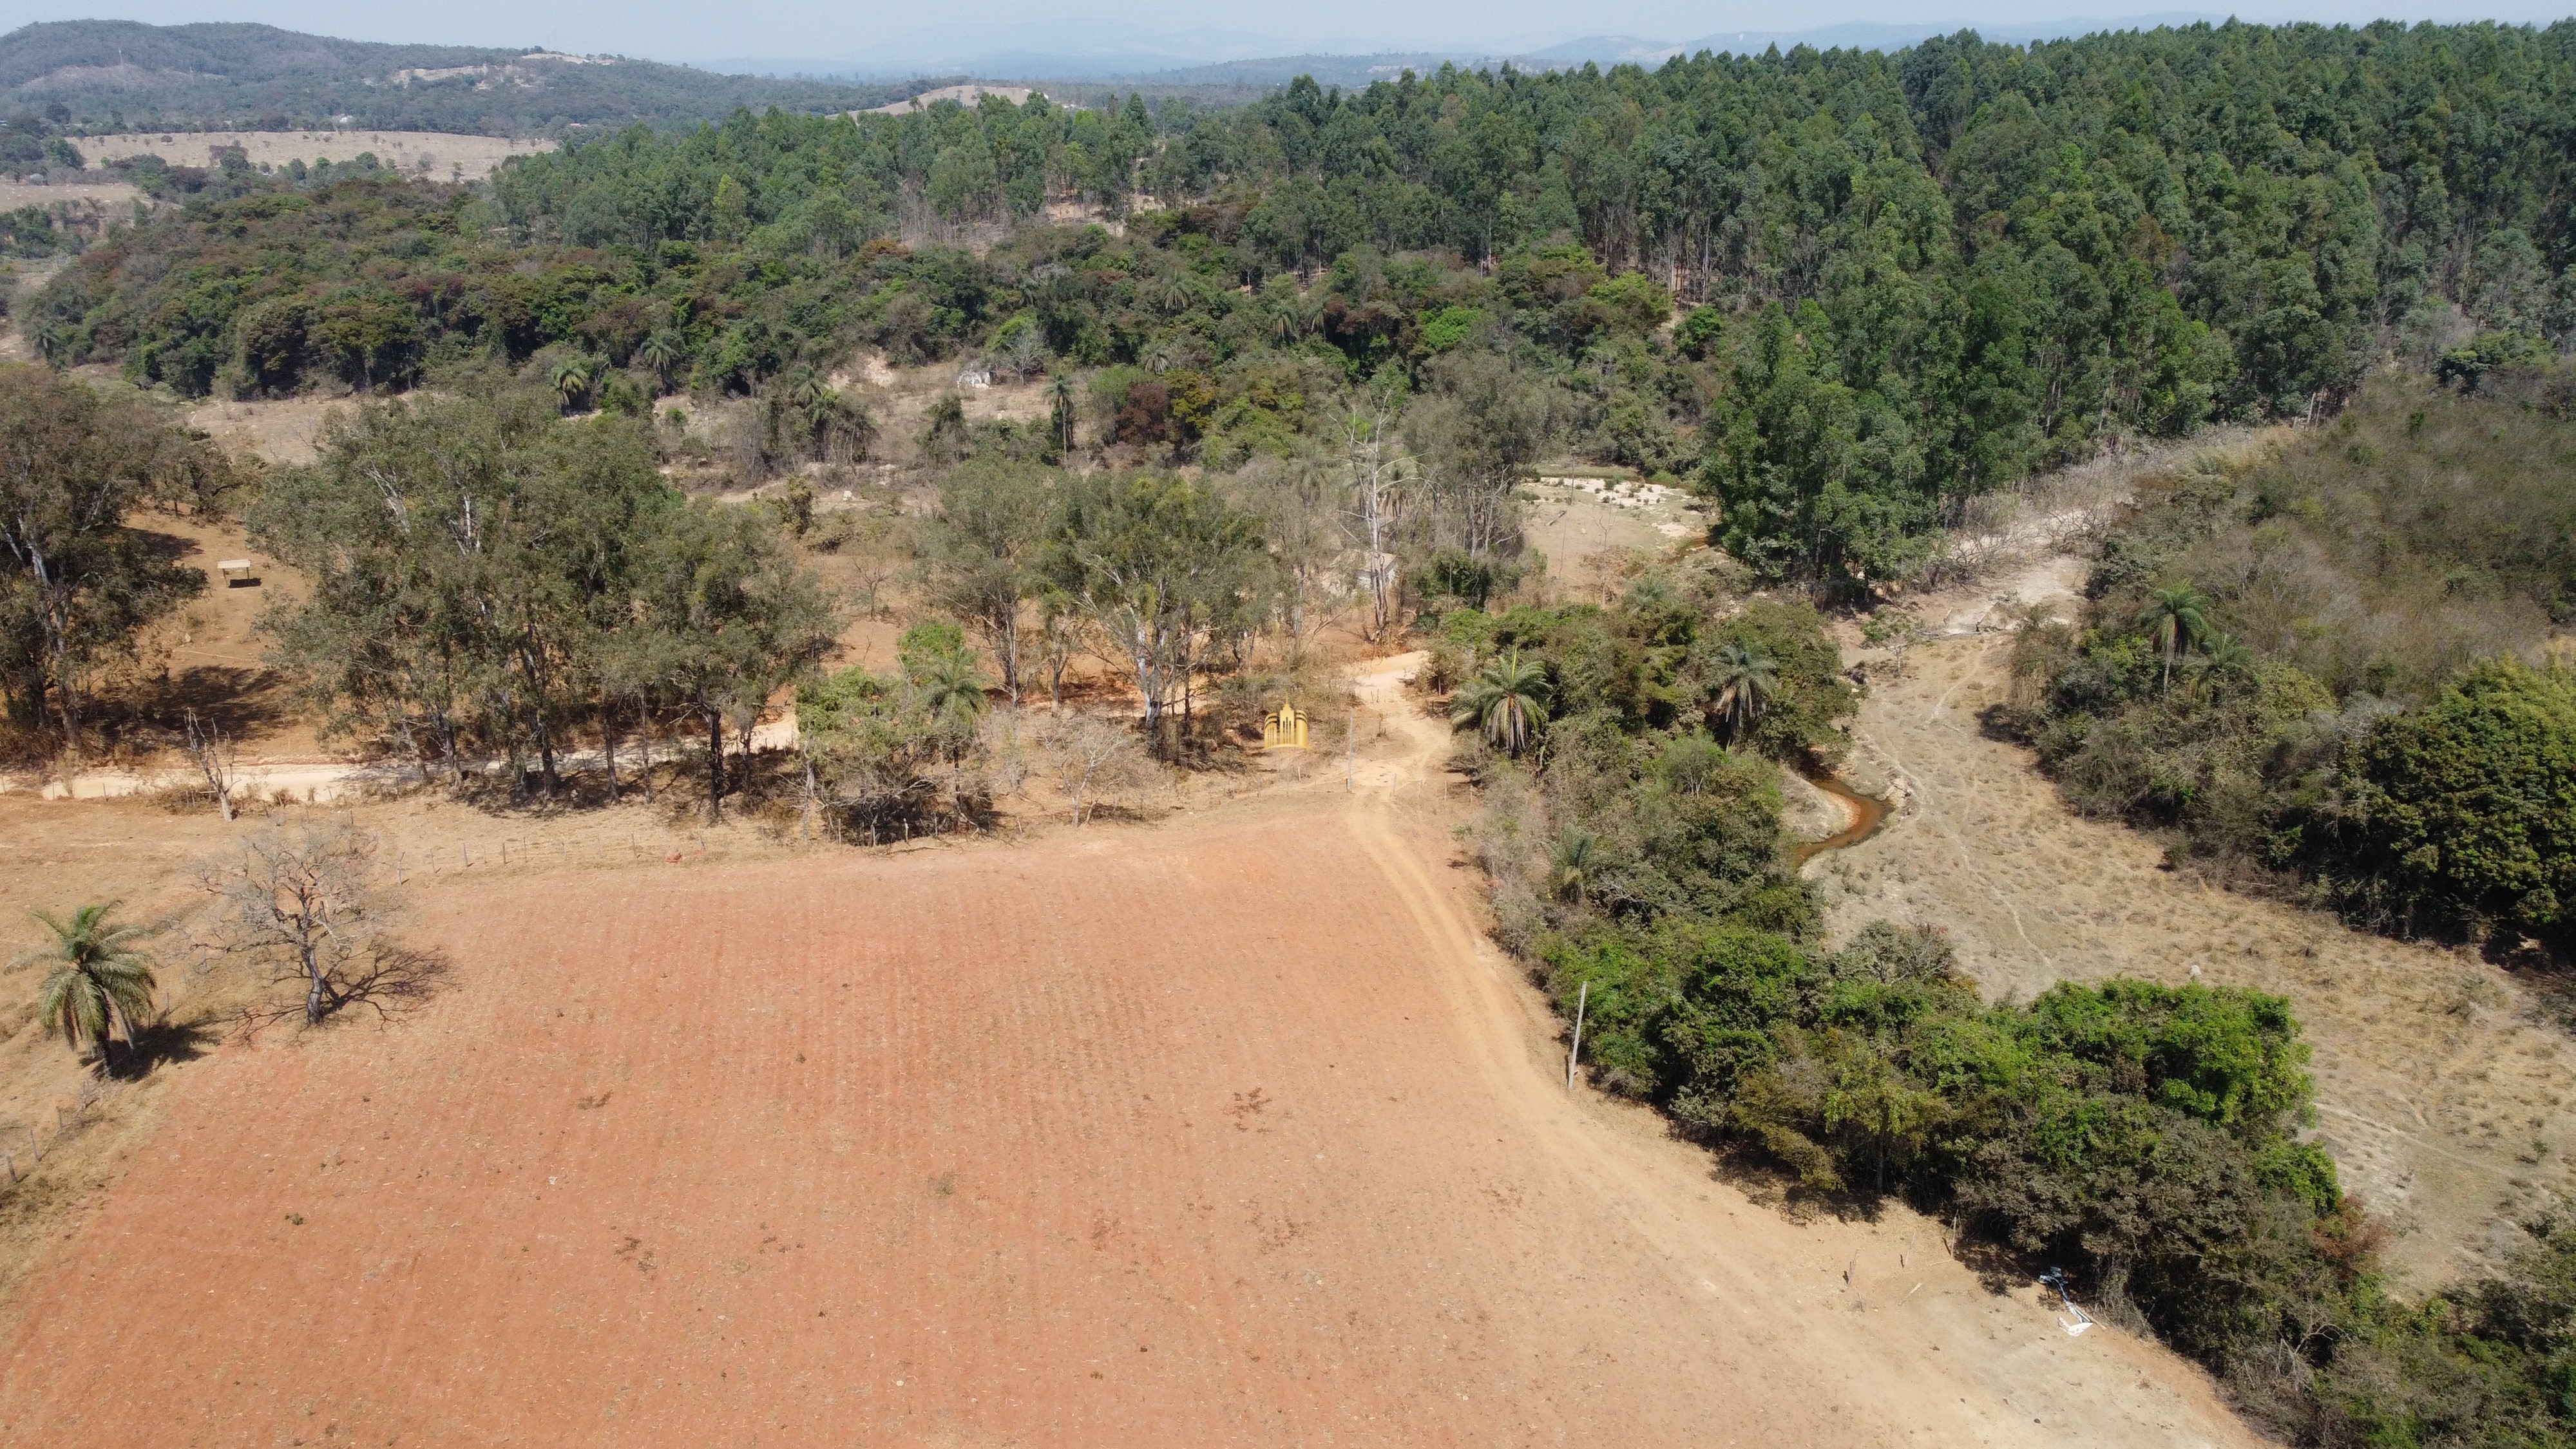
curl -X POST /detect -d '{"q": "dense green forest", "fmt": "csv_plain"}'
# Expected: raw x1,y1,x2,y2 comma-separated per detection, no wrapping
0,21,908,135
23,18,2576,585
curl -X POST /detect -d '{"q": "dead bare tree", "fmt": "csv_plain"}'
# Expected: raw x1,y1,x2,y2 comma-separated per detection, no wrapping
1036,592,1086,710
1342,404,1410,642
180,707,238,820
198,824,444,1032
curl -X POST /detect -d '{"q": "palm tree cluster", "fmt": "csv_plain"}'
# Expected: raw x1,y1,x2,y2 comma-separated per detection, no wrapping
2133,582,2255,696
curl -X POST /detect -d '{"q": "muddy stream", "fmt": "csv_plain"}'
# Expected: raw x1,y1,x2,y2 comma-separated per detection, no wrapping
1793,769,1889,865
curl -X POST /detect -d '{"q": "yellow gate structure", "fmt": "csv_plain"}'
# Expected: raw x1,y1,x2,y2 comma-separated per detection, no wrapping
1262,702,1310,750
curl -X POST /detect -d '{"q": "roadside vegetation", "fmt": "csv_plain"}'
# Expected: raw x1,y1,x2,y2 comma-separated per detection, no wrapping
1448,554,2576,1445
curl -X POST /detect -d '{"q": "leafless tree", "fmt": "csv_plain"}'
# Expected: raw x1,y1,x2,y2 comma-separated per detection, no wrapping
1039,712,1150,826
1035,592,1086,710
1231,451,1347,663
198,824,443,1032
1001,325,1048,383
180,707,238,820
1409,352,1558,558
1342,404,1410,641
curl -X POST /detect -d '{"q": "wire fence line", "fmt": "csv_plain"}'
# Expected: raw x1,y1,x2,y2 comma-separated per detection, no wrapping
1,1083,111,1189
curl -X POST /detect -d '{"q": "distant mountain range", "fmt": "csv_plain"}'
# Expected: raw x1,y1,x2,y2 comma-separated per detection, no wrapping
0,20,910,135
0,14,2266,138
710,13,2237,84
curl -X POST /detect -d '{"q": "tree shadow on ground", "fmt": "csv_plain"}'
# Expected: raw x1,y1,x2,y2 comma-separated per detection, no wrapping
108,1017,217,1079
236,943,453,1040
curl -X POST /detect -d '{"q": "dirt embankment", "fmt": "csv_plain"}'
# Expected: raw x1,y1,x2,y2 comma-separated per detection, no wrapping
0,658,2260,1446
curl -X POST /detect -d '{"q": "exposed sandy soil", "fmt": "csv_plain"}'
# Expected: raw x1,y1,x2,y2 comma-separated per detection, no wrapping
1820,589,2576,1288
78,131,550,181
863,85,1053,115
0,180,137,211
187,393,362,468
839,354,1061,453
0,662,2261,1446
1518,473,1707,598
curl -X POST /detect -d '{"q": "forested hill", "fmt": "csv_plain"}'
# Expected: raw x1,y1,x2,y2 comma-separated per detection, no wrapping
29,20,2576,583
0,21,910,135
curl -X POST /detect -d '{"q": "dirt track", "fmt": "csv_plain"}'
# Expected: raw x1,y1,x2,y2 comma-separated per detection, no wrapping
0,664,2258,1444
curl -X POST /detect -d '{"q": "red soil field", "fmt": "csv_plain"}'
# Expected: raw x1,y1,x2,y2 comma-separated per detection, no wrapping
0,753,2256,1444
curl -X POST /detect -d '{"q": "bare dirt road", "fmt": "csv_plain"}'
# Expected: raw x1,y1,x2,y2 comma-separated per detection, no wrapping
0,661,2258,1445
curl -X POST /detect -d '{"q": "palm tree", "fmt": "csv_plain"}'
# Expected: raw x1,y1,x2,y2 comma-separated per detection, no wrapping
1706,643,1778,746
1152,269,1196,315
13,902,157,1074
2202,630,2253,677
2136,583,2212,694
2186,630,2255,699
1451,649,1553,756
783,372,850,458
549,355,596,413
911,647,990,757
786,370,830,417
1547,827,1603,904
636,331,682,391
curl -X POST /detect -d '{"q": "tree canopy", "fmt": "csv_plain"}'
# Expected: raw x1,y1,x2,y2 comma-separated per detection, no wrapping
28,20,2576,580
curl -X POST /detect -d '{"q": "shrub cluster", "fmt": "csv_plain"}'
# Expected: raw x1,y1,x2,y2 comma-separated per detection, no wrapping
2008,375,2576,947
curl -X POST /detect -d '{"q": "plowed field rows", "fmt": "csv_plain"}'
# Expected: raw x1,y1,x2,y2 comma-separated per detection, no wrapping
0,784,2253,1445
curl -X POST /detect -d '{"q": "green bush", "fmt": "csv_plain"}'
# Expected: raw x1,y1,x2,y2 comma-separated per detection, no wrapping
2323,659,2576,942
1692,599,1858,761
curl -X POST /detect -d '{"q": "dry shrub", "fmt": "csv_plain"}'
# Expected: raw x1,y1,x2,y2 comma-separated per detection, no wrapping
1031,711,1152,825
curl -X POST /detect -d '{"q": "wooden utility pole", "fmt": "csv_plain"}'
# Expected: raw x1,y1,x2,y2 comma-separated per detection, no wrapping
1567,981,1589,1091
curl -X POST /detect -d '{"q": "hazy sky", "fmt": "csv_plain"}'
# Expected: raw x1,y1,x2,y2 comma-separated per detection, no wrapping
14,1,2573,64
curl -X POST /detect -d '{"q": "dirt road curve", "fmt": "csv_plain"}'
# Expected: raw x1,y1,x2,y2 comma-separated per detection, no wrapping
0,659,2256,1445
